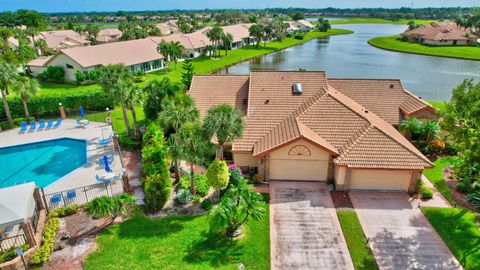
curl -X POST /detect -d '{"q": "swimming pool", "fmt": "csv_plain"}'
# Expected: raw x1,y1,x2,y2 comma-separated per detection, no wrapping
0,138,87,188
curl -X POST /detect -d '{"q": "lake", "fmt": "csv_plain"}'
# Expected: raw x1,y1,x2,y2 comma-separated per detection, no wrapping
218,24,480,101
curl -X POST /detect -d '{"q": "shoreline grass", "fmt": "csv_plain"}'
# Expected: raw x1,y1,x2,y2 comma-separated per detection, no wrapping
84,206,270,270
337,210,378,270
422,207,480,270
368,35,480,61
423,156,458,204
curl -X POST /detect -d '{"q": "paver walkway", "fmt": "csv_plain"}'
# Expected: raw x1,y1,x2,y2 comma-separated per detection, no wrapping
270,181,354,270
350,192,462,270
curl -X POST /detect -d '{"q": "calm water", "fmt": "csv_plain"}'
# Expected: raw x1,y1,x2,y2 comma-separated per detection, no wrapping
219,24,480,101
0,138,87,188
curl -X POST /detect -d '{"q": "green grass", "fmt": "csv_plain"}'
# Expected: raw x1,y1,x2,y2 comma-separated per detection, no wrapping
422,207,480,270
328,18,436,25
337,210,378,270
427,100,446,112
83,106,145,134
84,206,270,270
423,156,458,204
368,35,480,61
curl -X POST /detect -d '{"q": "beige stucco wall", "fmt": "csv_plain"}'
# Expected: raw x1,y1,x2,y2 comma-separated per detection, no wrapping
423,39,470,46
46,53,90,81
268,139,330,181
348,169,413,191
334,166,347,186
233,152,259,167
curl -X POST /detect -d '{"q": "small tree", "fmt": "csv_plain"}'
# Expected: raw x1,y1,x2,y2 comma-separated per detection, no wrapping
85,194,135,221
209,178,265,237
206,160,229,200
317,18,331,32
143,78,182,120
249,24,264,47
169,41,184,69
157,40,170,71
181,58,195,89
221,32,233,55
12,76,39,120
399,117,423,141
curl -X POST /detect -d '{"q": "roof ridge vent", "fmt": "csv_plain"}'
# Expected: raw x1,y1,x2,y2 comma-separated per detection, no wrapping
292,83,302,95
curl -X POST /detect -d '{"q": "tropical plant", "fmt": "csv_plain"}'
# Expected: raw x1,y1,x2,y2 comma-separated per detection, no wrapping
423,119,440,143
291,12,305,20
200,198,213,210
181,57,195,89
85,23,100,44
174,121,213,194
123,80,143,138
399,117,423,141
249,24,264,47
98,64,132,136
169,41,184,69
179,174,210,197
40,66,65,82
206,25,224,58
29,218,59,265
206,159,229,198
263,24,273,47
158,93,199,182
209,178,265,237
143,78,182,120
317,17,331,32
0,61,17,125
85,194,135,220
12,76,39,120
34,38,47,56
176,188,193,205
221,32,233,55
203,104,244,159
467,191,480,208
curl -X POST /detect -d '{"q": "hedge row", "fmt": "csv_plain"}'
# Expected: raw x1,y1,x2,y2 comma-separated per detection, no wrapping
0,88,113,119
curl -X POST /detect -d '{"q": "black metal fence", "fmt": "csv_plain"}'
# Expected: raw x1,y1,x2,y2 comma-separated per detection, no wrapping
41,181,123,212
0,234,27,252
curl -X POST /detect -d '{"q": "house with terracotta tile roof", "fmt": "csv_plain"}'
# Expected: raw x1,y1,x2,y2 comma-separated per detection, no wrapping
286,20,314,33
95,28,122,44
8,30,90,54
401,21,478,45
189,71,436,193
27,37,164,81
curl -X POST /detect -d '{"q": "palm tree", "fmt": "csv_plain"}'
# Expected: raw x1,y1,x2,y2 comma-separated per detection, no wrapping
203,104,244,159
249,24,264,47
158,93,200,182
399,117,423,141
98,64,132,136
34,39,47,56
206,26,224,58
157,40,170,71
422,120,440,143
221,32,233,55
175,121,213,195
0,61,18,125
0,27,13,47
12,76,39,120
122,79,143,138
169,41,184,69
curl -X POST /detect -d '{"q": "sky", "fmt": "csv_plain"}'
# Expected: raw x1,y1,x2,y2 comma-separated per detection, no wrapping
0,0,479,13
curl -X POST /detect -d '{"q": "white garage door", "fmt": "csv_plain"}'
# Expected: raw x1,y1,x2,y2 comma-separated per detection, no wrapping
269,159,328,181
349,170,412,191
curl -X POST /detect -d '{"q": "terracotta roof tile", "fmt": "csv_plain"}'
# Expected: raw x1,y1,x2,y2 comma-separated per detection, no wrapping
401,21,477,41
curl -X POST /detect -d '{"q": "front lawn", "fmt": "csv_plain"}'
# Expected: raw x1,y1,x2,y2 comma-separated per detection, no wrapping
423,156,458,204
368,35,480,61
337,210,378,270
422,207,480,270
83,106,145,135
84,206,270,270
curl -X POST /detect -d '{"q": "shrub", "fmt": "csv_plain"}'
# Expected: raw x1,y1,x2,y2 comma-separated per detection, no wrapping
467,191,480,208
206,160,229,192
87,69,101,81
415,179,423,193
176,189,193,205
85,194,135,218
118,132,141,150
294,34,304,40
228,167,243,187
40,66,65,82
0,244,29,264
74,70,86,84
179,174,210,197
48,205,80,218
200,199,213,210
30,218,60,265
457,181,472,193
0,121,16,130
144,173,172,212
13,117,35,125
422,186,434,199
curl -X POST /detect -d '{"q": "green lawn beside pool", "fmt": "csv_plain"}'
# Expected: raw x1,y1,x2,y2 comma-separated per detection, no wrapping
337,210,378,270
422,207,480,270
423,156,458,204
83,106,145,134
368,35,480,61
84,206,270,270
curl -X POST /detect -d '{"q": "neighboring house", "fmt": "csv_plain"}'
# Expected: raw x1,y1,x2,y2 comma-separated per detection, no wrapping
95,28,122,44
189,71,436,193
27,37,165,81
155,22,180,36
8,30,90,54
287,19,314,32
401,21,478,45
220,24,255,49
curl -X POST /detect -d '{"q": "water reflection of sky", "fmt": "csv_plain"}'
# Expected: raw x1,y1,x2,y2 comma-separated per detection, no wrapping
220,24,480,101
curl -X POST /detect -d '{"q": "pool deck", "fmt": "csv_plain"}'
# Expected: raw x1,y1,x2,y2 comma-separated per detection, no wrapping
0,120,123,194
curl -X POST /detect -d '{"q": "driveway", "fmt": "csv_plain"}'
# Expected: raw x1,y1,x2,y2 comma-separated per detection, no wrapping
270,181,354,270
350,192,462,270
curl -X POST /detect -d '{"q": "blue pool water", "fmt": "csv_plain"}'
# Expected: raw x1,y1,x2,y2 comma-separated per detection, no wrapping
0,138,87,188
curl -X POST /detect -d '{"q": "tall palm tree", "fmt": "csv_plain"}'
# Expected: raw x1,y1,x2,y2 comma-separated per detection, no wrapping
158,93,200,182
175,121,213,195
203,104,244,159
221,32,233,55
0,61,18,125
124,81,143,138
12,76,39,120
169,41,184,69
206,26,224,58
157,40,170,72
98,64,132,136
399,117,423,141
34,39,47,56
